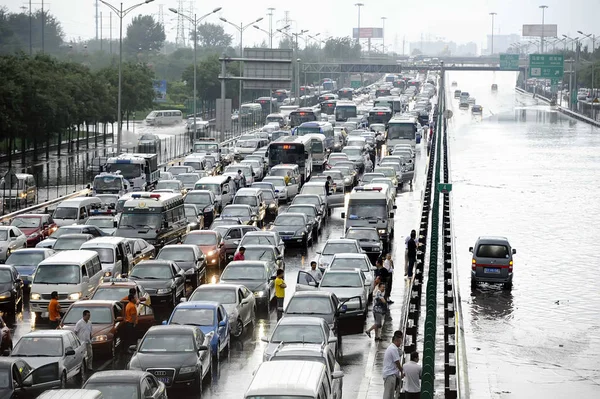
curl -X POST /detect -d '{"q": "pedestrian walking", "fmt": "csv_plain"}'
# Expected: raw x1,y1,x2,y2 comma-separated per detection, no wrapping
365,282,387,340
306,261,322,284
404,230,416,276
403,352,422,399
324,176,331,196
274,269,286,321
374,259,389,288
382,331,404,399
74,310,93,370
407,230,417,279
233,247,246,261
383,255,394,303
48,291,62,329
123,293,138,353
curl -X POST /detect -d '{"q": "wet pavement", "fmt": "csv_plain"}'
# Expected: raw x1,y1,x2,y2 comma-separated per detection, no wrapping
446,71,600,398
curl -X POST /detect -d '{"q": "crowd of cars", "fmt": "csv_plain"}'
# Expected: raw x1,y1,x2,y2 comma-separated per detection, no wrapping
0,71,439,398
451,81,483,116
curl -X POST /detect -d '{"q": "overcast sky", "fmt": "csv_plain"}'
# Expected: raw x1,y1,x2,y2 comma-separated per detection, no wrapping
3,0,594,52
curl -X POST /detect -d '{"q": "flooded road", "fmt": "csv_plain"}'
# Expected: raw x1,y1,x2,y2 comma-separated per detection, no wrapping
447,71,600,398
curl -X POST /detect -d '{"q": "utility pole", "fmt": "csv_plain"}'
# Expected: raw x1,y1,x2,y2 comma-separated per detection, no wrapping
489,12,496,55
267,7,275,49
29,0,32,55
41,0,44,53
539,5,548,53
381,17,386,52
109,13,112,54
100,12,103,51
95,0,99,40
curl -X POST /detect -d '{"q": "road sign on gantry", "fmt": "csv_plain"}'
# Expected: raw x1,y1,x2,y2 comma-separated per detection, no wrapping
499,54,519,71
528,54,564,79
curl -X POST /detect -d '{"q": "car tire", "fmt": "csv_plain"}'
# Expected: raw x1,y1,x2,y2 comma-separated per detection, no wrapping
471,279,477,289
213,341,220,362
503,282,512,290
172,292,177,308
76,361,87,385
193,370,203,396
60,371,67,388
232,318,244,338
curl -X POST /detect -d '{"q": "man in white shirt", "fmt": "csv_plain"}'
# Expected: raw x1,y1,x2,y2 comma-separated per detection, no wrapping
306,261,323,284
74,310,93,370
382,331,403,399
403,351,422,398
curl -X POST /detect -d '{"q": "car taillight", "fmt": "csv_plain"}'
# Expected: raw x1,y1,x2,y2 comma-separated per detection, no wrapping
471,258,476,271
509,260,513,272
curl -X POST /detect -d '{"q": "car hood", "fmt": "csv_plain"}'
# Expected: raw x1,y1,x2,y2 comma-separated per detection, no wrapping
35,238,56,248
284,312,334,325
170,261,194,271
320,286,364,301
15,356,61,369
132,279,172,291
219,278,266,292
271,225,305,236
62,323,113,337
19,227,40,236
133,352,199,370
13,265,37,276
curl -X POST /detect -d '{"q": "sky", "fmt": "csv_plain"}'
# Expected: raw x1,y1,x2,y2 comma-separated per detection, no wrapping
3,0,595,53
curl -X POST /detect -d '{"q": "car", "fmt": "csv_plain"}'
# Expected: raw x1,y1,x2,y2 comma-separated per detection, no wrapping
452,81,458,87
9,214,57,247
183,204,204,231
0,357,66,396
238,231,285,259
129,260,186,308
291,194,327,220
212,225,260,261
61,300,153,357
373,167,398,187
262,176,292,202
454,89,461,98
83,370,168,399
0,226,26,262
270,213,313,247
166,302,230,360
359,173,385,186
35,225,105,249
467,97,476,104
296,269,368,323
469,236,516,290
221,204,256,226
317,170,345,193
183,230,226,269
238,244,284,271
51,233,94,251
155,179,185,194
240,159,264,181
155,244,206,289
471,105,483,115
491,83,498,91
84,215,117,235
0,266,23,316
127,325,212,393
124,238,155,267
287,204,323,238
344,227,383,264
219,260,276,312
258,188,279,223
90,278,152,306
328,253,375,296
261,317,338,361
330,165,355,190
209,217,243,229
187,284,256,338
4,248,55,290
158,171,174,181
316,239,364,272
184,189,217,227
11,330,89,387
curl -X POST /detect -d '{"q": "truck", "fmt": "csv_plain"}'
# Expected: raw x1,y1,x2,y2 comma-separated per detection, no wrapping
192,139,221,163
105,153,159,191
92,172,130,196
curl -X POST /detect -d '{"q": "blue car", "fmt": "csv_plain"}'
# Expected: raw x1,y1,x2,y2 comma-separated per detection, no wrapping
166,301,230,360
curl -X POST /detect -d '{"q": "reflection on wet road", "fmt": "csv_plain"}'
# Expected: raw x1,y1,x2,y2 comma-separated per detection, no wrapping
447,71,600,398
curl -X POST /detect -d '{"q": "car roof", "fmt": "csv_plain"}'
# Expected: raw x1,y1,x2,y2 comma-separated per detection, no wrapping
278,212,308,219
160,244,198,251
247,361,326,397
331,253,368,259
23,329,72,338
476,236,510,244
290,290,335,299
147,325,198,335
240,244,276,251
194,283,243,291
68,300,119,307
225,260,269,268
324,238,359,245
236,188,261,195
277,316,327,326
176,300,220,309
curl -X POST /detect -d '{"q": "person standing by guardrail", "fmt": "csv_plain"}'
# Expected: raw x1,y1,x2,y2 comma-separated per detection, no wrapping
382,330,404,399
407,230,417,279
402,351,422,399
383,255,394,304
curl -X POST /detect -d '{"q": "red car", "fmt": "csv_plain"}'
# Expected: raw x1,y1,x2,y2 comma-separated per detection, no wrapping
10,214,57,247
183,230,226,269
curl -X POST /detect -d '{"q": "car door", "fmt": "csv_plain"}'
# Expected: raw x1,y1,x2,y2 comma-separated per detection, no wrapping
216,305,228,348
327,187,345,209
288,176,299,197
63,334,80,378
296,271,319,292
171,263,186,299
237,288,249,324
240,286,254,324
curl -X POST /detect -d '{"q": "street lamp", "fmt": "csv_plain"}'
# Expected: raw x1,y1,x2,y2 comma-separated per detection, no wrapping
255,24,290,46
578,31,596,106
169,7,221,141
354,3,363,45
220,16,264,111
381,17,387,50
539,5,548,53
489,12,497,55
99,0,154,154
305,33,320,47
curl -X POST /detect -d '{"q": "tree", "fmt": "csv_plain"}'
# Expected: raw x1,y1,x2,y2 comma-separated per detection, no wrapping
323,37,360,61
0,8,64,54
278,37,292,50
124,14,165,55
411,48,422,56
191,23,232,50
181,54,237,101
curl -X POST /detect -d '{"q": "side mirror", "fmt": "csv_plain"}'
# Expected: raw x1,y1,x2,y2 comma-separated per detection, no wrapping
162,320,168,325
512,248,517,255
65,348,76,356
15,278,22,284
393,205,397,209
116,316,124,322
198,345,208,351
339,304,348,313
2,350,9,357
180,297,188,303
252,172,256,177
22,375,33,387
287,183,292,186
82,276,90,283
341,212,346,218
113,221,118,228
389,213,394,218
277,255,283,260
260,336,269,343
128,344,137,354
219,320,227,327
332,370,344,379
124,185,128,190
468,247,473,253
163,221,169,229
316,251,321,255
42,223,49,229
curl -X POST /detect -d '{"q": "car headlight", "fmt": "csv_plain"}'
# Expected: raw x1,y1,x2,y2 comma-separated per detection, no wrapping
68,292,82,301
0,291,11,300
206,250,216,257
30,293,41,300
254,291,265,297
378,229,386,235
28,232,39,239
269,203,276,209
92,335,108,342
157,288,171,295
344,178,351,183
179,366,197,374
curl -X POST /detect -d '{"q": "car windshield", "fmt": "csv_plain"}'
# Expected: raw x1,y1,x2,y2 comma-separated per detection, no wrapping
233,196,258,207
343,148,363,157
176,175,200,184
87,218,114,228
83,383,138,399
0,270,12,283
293,197,319,207
322,243,358,255
286,297,333,314
157,248,195,262
156,181,180,191
170,308,214,327
275,215,305,226
5,252,45,266
12,336,63,357
184,206,198,218
221,265,266,280
10,217,40,228
347,202,387,220
361,174,383,184
374,168,395,178
243,248,275,261
190,288,236,304
53,207,78,219
238,140,258,148
262,190,275,200
330,257,370,272
118,213,162,230
324,171,343,180
289,206,315,217
92,287,131,301
381,163,401,172
130,264,172,279
320,272,362,287
241,235,275,246
184,233,217,246
476,244,509,258
85,248,114,264
167,167,189,175
53,237,89,251
222,207,251,217
139,334,195,352
270,325,324,344
186,192,213,205
63,306,113,324
33,265,80,284
264,177,285,186
346,229,380,242
301,186,324,195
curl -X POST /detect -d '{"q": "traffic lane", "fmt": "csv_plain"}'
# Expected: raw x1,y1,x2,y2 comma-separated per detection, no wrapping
446,71,600,398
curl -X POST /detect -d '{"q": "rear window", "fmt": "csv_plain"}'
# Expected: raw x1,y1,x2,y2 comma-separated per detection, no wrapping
476,244,509,258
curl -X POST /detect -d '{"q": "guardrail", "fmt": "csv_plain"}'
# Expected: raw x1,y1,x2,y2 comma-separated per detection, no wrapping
0,188,91,224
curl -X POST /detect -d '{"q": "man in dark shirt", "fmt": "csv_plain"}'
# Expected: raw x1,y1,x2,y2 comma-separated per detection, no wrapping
374,259,390,289
324,176,331,195
407,230,417,279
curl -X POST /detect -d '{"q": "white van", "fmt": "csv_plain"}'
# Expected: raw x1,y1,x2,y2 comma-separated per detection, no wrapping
80,237,133,277
29,250,105,318
53,197,103,227
37,390,104,399
145,110,183,126
245,360,341,399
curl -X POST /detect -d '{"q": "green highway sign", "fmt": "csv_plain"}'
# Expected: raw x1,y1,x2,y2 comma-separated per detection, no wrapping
437,183,453,193
499,54,520,71
529,54,564,79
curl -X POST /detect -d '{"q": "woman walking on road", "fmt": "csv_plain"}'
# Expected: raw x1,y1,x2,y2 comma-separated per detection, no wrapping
365,282,387,341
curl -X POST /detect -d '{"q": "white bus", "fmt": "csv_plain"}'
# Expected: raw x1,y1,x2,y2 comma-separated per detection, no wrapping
145,110,183,126
387,115,420,149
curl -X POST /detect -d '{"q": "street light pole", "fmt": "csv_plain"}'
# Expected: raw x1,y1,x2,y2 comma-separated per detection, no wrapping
539,5,548,53
381,17,386,51
100,0,154,155
578,31,596,111
354,3,363,45
267,7,275,49
489,12,497,55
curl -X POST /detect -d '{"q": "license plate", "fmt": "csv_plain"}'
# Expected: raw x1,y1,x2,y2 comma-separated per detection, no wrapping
157,377,171,384
282,236,292,240
484,268,500,274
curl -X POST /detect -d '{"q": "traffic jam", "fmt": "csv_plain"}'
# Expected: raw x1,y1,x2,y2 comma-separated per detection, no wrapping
0,72,437,399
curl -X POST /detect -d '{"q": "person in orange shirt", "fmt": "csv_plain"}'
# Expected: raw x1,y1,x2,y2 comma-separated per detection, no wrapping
123,293,138,354
48,291,62,329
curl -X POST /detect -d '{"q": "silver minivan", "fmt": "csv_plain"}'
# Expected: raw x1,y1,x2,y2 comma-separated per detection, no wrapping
194,175,235,212
470,236,516,289
53,197,103,227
